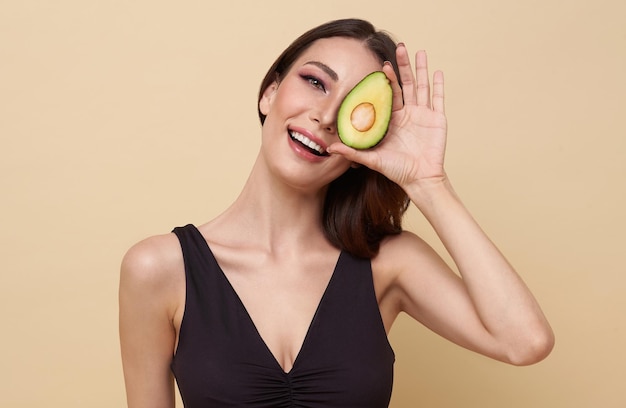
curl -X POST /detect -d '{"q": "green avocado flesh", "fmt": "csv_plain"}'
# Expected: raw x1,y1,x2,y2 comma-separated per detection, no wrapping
337,71,392,149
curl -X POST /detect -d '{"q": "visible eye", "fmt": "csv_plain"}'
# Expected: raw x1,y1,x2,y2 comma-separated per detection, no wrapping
302,75,326,92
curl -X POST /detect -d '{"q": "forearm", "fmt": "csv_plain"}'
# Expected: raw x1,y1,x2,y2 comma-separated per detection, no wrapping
406,177,554,364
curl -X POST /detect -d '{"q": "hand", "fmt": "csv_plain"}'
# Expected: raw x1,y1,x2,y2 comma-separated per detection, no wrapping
328,44,447,191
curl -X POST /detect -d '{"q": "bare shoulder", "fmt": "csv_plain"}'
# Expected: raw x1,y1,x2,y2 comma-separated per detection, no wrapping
373,230,443,276
119,232,185,406
120,232,184,302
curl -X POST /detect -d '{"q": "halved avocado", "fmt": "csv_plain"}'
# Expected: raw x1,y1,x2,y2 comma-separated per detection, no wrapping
337,71,392,149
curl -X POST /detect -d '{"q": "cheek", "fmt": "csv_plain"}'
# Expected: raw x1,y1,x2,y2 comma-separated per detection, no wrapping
272,79,312,113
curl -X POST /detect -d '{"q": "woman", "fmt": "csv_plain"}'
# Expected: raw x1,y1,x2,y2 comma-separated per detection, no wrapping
119,18,554,407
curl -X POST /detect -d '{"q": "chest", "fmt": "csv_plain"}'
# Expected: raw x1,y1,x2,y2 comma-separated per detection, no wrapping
171,241,395,407
219,250,340,372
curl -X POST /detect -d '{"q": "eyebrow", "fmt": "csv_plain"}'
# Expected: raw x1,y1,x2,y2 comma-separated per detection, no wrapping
304,61,338,81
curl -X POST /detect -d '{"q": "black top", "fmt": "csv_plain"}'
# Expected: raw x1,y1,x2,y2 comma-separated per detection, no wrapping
171,224,395,407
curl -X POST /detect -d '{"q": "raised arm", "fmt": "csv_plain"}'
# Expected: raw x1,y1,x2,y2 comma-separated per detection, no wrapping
329,44,554,365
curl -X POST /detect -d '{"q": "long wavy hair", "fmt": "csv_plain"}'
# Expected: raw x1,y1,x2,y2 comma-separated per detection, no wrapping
257,18,409,258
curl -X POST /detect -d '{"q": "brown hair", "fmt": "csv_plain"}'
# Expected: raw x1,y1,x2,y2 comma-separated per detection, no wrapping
258,18,409,258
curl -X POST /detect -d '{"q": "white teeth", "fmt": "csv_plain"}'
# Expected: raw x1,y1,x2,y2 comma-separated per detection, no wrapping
290,131,324,154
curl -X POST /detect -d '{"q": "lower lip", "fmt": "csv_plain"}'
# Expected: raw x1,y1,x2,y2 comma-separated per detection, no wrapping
287,133,326,162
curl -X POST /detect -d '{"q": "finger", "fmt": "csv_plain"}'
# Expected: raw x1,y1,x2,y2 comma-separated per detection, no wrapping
326,142,380,172
396,43,416,105
415,50,431,108
382,61,403,112
432,70,445,113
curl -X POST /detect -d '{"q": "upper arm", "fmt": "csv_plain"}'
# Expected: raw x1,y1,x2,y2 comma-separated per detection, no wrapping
119,234,183,408
378,232,505,361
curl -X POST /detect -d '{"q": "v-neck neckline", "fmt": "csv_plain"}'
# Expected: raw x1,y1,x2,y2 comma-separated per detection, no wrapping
191,225,343,376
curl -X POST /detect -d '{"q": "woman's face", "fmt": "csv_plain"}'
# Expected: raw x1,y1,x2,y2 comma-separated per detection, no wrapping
258,36,383,192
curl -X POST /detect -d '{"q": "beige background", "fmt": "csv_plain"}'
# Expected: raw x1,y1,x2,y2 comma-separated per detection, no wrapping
1,0,624,407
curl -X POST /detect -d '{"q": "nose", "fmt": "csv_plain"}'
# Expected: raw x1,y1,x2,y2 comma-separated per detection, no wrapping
310,98,338,134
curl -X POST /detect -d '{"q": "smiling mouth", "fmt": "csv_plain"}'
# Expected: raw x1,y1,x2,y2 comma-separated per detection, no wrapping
289,130,328,156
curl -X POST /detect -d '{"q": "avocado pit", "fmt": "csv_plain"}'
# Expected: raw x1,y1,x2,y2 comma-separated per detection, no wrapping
350,102,376,132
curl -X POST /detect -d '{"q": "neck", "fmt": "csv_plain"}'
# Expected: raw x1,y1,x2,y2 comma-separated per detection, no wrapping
211,154,330,253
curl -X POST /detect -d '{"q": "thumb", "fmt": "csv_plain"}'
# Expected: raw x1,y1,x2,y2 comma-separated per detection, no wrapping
327,142,380,171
